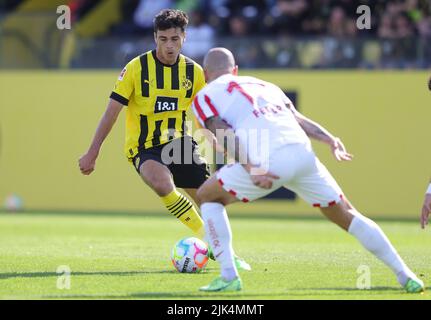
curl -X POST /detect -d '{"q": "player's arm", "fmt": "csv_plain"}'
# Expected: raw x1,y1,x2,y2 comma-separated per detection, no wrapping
204,116,243,163
204,116,279,189
79,99,123,175
193,114,226,154
79,61,134,175
421,178,431,229
287,103,353,162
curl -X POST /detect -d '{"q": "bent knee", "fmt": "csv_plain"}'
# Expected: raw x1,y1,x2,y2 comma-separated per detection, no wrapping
152,180,174,195
196,185,211,204
140,169,173,195
197,182,235,206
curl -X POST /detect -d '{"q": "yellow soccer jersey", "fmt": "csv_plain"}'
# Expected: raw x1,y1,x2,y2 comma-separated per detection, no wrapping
110,50,206,159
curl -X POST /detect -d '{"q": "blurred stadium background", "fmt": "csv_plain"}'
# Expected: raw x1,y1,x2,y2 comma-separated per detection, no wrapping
0,0,430,219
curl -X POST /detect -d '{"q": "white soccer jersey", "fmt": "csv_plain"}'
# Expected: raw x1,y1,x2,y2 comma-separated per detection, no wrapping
192,74,310,165
193,74,343,207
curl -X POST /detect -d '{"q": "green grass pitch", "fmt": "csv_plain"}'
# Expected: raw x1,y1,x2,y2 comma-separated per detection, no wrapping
0,211,430,300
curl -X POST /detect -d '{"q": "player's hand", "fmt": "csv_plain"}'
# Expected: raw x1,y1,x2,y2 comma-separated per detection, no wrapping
244,164,280,189
79,151,98,175
420,194,431,229
331,137,353,161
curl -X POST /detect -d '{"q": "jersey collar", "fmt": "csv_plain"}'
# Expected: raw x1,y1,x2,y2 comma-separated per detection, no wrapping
152,50,181,68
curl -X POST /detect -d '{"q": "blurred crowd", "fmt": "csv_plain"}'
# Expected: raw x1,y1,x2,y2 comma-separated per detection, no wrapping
1,0,431,68
109,0,431,68
0,0,21,13
113,0,430,37
104,0,430,37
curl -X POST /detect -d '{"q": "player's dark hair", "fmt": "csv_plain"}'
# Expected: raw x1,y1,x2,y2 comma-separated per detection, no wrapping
154,9,189,33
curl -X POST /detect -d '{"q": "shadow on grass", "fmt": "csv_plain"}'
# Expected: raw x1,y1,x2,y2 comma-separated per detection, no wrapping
0,269,194,280
2,270,428,299
34,286,431,300
0,266,220,280
288,286,405,292
38,292,269,299
130,287,428,298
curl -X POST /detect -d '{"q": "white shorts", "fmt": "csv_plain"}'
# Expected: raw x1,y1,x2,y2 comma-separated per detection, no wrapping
216,143,343,207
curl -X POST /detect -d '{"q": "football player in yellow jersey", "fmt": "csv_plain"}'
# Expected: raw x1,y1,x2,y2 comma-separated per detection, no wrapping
79,9,207,236
78,9,250,270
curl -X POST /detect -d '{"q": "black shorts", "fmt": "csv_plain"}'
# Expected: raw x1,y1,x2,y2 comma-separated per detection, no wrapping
132,136,211,189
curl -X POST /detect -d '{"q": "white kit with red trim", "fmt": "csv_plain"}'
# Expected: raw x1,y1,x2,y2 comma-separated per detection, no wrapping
192,74,310,166
192,74,343,207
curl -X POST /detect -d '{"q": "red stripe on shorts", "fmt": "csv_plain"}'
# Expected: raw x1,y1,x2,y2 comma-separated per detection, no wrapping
217,177,241,200
228,190,237,196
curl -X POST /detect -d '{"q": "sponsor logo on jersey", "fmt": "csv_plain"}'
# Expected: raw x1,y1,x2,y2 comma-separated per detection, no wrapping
154,96,179,113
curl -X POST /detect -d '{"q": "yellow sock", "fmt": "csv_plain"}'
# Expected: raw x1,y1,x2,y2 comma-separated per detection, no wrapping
161,189,205,239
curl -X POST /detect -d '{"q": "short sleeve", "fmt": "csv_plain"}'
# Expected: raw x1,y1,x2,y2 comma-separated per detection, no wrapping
110,61,134,106
192,93,219,127
274,84,292,106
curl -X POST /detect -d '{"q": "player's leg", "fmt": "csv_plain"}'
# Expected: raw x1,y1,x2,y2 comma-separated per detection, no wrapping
136,158,205,239
319,200,424,292
158,136,213,238
139,159,174,196
197,163,281,292
170,136,210,209
196,174,243,291
183,185,251,269
288,155,424,292
317,196,354,231
182,188,200,206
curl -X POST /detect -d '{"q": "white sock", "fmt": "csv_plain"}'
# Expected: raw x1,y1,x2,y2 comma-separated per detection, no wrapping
201,202,238,281
348,215,416,286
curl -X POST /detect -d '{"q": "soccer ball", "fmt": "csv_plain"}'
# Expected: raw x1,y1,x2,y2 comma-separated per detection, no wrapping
171,237,209,273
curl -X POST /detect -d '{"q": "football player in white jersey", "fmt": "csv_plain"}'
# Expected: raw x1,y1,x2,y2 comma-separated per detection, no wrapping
422,77,431,228
192,47,424,293
421,78,431,227
421,179,431,229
